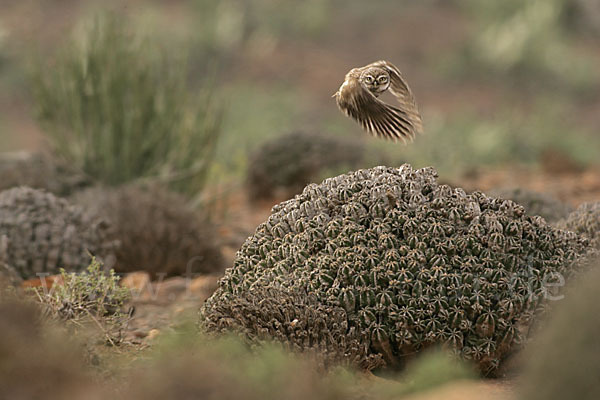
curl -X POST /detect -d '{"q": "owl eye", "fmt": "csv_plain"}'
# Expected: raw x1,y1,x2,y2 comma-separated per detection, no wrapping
364,76,374,83
378,76,388,83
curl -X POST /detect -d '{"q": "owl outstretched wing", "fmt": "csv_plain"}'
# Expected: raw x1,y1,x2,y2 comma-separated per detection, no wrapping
334,74,419,142
366,60,423,135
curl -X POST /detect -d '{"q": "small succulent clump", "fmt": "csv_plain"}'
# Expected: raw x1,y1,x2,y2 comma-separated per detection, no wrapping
556,202,600,249
487,187,572,223
0,151,89,196
33,257,131,345
247,132,366,200
202,165,595,374
0,187,115,279
71,184,224,277
520,263,600,400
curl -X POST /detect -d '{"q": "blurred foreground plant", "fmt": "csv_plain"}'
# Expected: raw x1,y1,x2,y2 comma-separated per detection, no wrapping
31,13,221,196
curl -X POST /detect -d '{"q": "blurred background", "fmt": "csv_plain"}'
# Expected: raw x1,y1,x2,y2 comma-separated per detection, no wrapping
1,0,599,250
1,4,599,397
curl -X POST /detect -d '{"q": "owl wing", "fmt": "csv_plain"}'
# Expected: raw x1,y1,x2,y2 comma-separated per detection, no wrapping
367,60,423,134
335,75,418,142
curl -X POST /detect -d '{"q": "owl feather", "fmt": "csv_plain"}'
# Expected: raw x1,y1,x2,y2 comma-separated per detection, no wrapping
334,60,423,142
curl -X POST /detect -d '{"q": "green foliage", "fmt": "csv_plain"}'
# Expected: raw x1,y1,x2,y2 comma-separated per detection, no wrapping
459,0,599,91
30,12,221,196
202,165,596,374
374,349,476,398
373,102,600,176
520,263,600,400
122,322,471,400
193,0,333,47
399,349,476,394
33,257,131,346
0,299,481,400
121,328,358,400
211,84,304,182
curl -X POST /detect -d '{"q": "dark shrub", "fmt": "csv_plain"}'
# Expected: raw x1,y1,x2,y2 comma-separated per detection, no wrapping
247,132,366,200
72,184,224,277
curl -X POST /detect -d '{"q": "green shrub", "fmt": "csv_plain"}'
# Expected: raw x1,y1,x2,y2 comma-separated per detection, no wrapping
202,165,596,374
33,257,131,346
72,184,224,277
381,103,600,177
120,330,357,400
30,12,221,196
374,349,476,398
519,262,600,400
0,187,116,279
120,324,471,400
459,0,599,91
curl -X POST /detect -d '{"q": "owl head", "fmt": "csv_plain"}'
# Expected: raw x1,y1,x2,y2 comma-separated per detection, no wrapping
359,67,390,95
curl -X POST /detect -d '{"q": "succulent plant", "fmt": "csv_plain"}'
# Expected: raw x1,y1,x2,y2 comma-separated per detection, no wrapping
0,187,115,279
201,286,384,370
71,184,224,277
202,165,596,374
520,262,600,400
0,151,89,196
556,202,600,249
247,132,367,200
486,187,572,223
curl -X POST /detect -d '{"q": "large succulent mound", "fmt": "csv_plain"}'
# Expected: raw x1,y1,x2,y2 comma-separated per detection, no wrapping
202,165,595,374
556,202,600,249
247,132,366,200
0,187,115,279
72,184,224,277
520,263,600,400
487,187,572,223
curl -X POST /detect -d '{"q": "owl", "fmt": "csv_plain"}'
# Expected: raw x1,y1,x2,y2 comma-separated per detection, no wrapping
333,60,423,142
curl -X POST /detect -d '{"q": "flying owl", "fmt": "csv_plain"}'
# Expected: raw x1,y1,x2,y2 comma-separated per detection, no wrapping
333,60,423,142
